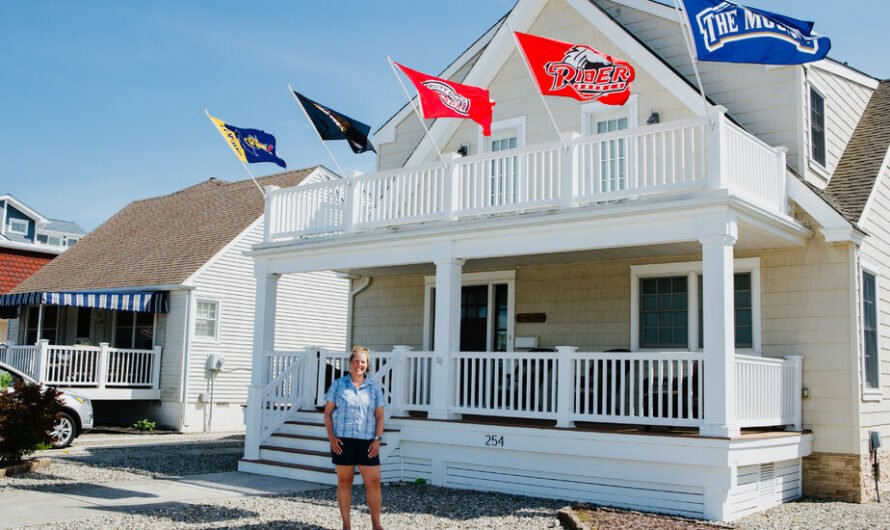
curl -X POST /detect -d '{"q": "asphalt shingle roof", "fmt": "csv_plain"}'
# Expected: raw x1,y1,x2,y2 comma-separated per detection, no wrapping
824,80,890,223
11,168,318,293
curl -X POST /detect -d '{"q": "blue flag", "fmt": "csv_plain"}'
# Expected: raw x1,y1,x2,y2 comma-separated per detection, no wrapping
208,114,287,169
682,0,831,65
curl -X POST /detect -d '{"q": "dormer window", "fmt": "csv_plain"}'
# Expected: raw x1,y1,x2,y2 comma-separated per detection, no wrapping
8,219,28,235
810,86,826,167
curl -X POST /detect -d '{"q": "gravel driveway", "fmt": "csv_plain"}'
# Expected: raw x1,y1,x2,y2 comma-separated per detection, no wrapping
2,432,889,529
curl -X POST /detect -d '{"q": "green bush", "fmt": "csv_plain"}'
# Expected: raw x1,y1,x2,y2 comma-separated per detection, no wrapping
132,418,157,431
0,381,63,465
0,372,12,389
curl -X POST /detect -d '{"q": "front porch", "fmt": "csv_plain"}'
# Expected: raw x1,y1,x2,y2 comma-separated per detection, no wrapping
0,340,161,399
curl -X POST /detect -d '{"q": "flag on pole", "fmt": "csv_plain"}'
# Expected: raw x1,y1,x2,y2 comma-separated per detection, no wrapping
207,114,286,169
514,32,635,105
680,0,831,64
292,91,375,154
393,62,495,136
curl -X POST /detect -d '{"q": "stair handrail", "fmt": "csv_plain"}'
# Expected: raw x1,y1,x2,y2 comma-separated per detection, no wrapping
370,348,406,420
260,349,315,440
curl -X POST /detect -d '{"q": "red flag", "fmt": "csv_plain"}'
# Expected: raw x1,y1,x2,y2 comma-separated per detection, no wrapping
394,62,496,136
514,31,635,105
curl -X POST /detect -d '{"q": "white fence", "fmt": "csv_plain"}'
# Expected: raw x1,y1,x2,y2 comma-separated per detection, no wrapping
735,354,802,429
265,113,787,241
0,341,161,389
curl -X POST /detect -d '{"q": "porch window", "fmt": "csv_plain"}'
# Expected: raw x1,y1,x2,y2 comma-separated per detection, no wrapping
810,86,826,167
631,258,761,352
481,117,525,208
640,276,688,348
597,117,628,192
863,271,879,390
195,300,219,340
114,311,154,349
696,273,753,349
25,305,59,344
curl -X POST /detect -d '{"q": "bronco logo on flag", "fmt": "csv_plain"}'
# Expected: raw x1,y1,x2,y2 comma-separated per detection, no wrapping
682,0,831,64
515,32,635,105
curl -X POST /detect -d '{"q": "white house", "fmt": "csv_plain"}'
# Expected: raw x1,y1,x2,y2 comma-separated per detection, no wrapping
0,168,349,432
238,0,889,522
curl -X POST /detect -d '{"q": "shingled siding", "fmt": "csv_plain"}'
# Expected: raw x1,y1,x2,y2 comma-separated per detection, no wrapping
759,223,856,455
185,222,348,410
857,165,890,457
352,274,426,351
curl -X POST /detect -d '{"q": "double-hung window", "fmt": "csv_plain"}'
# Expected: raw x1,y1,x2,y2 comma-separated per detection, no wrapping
114,311,154,349
8,219,28,235
862,267,881,396
195,300,220,341
810,86,826,168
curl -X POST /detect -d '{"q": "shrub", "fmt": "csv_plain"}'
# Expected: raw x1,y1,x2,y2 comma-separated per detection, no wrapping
0,372,11,388
0,381,63,465
132,418,157,432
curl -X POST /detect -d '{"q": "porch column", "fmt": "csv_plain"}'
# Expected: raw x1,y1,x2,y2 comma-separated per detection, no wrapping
244,269,280,460
429,257,464,420
698,214,739,438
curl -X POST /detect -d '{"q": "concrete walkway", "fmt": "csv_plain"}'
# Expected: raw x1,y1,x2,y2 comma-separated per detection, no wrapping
0,471,327,529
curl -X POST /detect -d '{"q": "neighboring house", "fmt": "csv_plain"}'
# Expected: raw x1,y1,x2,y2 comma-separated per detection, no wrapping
0,194,86,250
0,194,85,341
237,0,890,523
0,169,349,432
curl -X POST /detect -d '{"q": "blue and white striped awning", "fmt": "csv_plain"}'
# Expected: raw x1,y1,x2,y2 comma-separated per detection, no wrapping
0,290,168,313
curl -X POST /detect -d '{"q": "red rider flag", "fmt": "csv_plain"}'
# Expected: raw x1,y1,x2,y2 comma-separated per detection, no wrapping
394,62,496,136
514,31,635,105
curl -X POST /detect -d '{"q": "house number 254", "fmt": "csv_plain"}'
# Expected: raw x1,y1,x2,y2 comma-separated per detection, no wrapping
484,434,504,447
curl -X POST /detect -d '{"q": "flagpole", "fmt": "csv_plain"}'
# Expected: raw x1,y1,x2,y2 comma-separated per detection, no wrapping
288,86,348,177
506,22,567,149
204,109,266,198
673,0,713,124
387,56,448,167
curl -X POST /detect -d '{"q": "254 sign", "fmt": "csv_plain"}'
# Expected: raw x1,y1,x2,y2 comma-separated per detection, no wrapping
484,434,504,447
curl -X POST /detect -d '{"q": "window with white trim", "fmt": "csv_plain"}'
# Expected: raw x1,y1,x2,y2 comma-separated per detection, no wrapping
195,300,220,340
862,269,880,392
481,117,526,208
8,219,28,235
582,96,638,193
631,258,760,352
809,86,826,167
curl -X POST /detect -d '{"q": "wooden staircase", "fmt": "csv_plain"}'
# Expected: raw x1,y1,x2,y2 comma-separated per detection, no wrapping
239,410,401,485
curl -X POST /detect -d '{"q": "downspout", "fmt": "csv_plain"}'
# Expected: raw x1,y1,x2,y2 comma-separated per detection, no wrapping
343,275,371,349
179,288,194,430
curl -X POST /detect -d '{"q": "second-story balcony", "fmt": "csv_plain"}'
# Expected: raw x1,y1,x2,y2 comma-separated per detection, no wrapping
264,110,788,243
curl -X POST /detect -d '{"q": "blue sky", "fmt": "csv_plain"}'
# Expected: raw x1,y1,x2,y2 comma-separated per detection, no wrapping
1,1,886,231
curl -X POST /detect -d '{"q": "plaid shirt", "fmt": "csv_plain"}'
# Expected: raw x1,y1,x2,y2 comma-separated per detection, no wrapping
324,374,385,440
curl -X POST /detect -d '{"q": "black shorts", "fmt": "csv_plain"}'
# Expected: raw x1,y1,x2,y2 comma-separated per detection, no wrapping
331,437,380,467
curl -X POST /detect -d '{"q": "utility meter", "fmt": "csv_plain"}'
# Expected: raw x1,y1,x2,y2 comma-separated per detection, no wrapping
206,354,225,373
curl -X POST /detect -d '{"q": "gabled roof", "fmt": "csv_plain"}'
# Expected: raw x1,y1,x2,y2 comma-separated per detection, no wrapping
824,80,890,224
11,168,319,293
0,194,48,224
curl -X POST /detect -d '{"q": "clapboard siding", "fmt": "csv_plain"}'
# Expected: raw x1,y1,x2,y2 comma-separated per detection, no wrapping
159,289,188,402
186,221,347,405
857,165,890,454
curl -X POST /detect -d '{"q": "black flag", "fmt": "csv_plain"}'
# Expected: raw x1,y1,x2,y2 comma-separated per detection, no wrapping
293,91,376,154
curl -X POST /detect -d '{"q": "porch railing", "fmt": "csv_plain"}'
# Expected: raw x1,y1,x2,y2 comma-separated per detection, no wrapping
260,346,803,433
0,341,162,389
260,349,318,439
265,112,788,242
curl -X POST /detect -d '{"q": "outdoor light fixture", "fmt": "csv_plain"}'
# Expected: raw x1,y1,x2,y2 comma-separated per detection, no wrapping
646,111,660,125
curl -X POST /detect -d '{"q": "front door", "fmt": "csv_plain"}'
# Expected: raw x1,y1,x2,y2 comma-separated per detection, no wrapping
460,285,488,351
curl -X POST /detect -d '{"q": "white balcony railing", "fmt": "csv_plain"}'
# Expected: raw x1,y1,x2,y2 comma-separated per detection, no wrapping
265,112,787,242
0,340,162,389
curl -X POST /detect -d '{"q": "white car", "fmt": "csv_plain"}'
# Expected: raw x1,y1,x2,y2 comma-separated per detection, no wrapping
0,361,94,448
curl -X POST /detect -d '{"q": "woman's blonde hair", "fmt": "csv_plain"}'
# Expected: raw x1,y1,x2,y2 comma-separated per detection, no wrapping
349,345,371,368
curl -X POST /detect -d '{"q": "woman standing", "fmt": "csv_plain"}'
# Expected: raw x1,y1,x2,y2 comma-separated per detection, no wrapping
323,346,386,530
